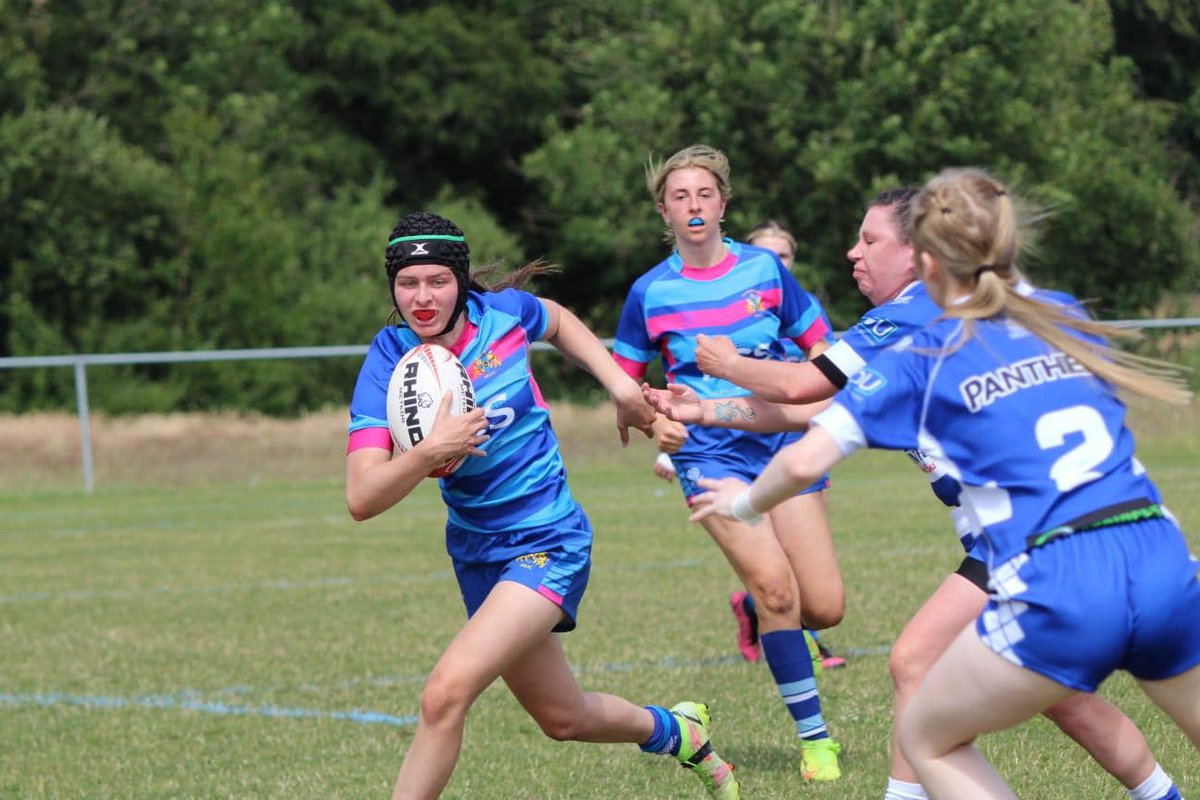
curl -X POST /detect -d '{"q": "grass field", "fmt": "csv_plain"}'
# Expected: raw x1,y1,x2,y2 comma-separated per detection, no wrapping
2,402,1198,799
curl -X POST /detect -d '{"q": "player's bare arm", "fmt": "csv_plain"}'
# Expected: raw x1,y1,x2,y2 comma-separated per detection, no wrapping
695,333,837,405
645,382,829,432
541,298,655,444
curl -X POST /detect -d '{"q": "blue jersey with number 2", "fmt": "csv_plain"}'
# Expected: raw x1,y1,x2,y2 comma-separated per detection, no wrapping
812,300,1200,690
815,308,1161,567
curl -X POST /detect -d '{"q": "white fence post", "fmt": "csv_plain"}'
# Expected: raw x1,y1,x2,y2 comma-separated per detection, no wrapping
73,360,95,494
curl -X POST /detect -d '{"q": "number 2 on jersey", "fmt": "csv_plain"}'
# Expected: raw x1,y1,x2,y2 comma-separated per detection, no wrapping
963,404,1115,529
1034,405,1114,492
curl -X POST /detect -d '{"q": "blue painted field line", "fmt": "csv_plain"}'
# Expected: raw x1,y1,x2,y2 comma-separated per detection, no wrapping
0,691,417,727
0,571,452,604
1,641,891,727
0,559,705,605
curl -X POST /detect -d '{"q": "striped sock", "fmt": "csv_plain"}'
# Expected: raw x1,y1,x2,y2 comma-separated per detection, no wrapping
761,628,828,740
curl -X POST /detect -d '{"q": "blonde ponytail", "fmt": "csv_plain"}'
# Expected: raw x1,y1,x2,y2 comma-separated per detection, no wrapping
910,167,1191,406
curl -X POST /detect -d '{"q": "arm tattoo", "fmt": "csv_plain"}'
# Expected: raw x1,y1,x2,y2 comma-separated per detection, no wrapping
713,400,757,423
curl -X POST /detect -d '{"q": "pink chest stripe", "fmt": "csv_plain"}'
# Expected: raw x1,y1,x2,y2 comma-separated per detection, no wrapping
646,287,783,340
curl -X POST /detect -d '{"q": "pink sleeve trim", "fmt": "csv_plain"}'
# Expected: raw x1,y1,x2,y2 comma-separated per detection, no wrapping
347,427,394,455
794,317,832,351
613,352,648,380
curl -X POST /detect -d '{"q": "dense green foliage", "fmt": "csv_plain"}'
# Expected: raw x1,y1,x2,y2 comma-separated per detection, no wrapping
1,0,1197,412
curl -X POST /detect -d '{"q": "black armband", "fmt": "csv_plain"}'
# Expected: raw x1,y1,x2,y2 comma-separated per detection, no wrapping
811,353,848,389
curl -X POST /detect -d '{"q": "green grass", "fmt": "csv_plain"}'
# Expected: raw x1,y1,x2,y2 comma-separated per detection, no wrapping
2,408,1198,799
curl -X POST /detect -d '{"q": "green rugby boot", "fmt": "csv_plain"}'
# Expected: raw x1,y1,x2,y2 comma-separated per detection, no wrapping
800,736,842,781
804,629,823,677
670,701,741,799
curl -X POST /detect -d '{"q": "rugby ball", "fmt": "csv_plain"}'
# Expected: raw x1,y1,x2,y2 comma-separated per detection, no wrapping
386,343,476,478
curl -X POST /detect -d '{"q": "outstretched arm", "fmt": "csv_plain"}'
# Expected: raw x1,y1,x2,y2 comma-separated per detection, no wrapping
541,298,656,445
643,382,830,432
690,426,847,524
696,333,839,404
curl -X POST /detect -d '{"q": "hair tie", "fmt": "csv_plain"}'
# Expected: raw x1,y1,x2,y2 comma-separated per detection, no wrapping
975,263,996,278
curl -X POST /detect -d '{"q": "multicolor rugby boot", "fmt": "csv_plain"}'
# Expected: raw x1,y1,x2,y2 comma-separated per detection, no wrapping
670,701,741,799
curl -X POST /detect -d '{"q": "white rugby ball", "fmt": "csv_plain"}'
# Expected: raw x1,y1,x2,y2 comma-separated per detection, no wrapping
386,343,477,478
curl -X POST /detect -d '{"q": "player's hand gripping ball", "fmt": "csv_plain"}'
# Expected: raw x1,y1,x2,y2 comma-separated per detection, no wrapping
386,343,477,478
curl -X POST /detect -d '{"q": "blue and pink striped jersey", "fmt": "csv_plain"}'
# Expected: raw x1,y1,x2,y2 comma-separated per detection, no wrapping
347,288,577,538
614,241,830,469
614,241,830,394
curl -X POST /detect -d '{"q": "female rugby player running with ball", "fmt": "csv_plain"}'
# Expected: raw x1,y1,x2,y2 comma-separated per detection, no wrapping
346,211,741,800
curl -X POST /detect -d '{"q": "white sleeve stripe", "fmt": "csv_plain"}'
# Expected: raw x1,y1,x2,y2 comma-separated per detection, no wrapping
822,339,867,382
811,402,867,456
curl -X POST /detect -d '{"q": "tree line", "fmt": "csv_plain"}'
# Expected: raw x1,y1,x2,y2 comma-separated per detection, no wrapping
1,0,1197,413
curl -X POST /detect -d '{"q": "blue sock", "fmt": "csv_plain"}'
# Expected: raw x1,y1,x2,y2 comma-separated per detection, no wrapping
639,704,681,755
761,629,829,741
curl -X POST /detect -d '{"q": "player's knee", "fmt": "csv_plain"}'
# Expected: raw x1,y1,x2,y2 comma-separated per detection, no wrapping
802,595,844,630
527,706,588,742
889,633,937,694
1042,693,1091,731
1043,692,1123,748
418,671,474,728
750,579,799,621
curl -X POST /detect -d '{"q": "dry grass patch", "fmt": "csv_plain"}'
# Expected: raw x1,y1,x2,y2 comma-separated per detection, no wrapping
0,402,650,492
0,410,348,490
3,397,1192,493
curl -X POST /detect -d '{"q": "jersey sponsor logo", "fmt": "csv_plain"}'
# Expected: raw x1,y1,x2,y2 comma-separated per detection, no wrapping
482,392,516,432
847,367,887,396
959,352,1089,413
734,342,775,360
471,350,501,376
856,315,899,344
515,552,550,569
743,290,765,315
